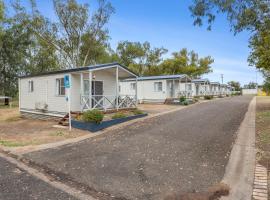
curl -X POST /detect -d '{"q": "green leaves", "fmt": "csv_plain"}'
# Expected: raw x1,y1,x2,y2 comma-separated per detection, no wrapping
161,48,213,78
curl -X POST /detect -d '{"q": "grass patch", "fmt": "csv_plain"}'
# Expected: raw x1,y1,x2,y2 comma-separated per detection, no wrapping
0,100,19,109
258,129,270,146
111,112,127,119
0,140,33,147
132,109,144,115
50,131,65,137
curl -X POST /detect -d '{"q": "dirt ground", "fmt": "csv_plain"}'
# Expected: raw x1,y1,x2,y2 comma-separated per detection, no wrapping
0,108,87,147
137,103,180,114
256,96,270,167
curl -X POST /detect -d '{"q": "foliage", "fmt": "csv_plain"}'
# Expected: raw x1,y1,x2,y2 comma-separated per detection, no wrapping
29,0,115,68
180,100,189,106
160,48,213,78
244,82,257,89
189,0,270,73
179,96,186,102
227,81,241,91
132,109,144,115
189,0,270,33
82,109,104,124
248,24,270,72
204,95,213,100
115,41,168,76
262,78,270,95
111,112,127,119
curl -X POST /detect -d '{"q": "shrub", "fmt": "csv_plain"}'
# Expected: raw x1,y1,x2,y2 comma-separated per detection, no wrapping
82,109,104,124
112,112,127,119
180,100,189,106
179,96,186,102
204,95,213,100
193,97,199,102
132,109,144,115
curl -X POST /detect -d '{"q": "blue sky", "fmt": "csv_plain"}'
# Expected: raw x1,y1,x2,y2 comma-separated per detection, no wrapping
14,0,264,85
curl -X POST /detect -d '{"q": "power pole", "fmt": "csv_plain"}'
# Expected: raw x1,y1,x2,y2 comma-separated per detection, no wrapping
221,74,224,84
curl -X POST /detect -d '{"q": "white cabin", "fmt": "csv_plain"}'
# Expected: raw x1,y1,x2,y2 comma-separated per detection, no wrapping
120,74,193,103
19,63,138,118
192,79,211,96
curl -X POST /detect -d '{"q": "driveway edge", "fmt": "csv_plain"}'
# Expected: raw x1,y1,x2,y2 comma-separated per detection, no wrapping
221,96,256,200
0,151,96,200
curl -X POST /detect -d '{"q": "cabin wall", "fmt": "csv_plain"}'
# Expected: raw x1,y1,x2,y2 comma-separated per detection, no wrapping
120,80,167,101
20,74,69,115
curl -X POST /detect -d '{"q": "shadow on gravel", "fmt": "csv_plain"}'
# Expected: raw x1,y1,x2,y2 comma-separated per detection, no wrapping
164,183,230,200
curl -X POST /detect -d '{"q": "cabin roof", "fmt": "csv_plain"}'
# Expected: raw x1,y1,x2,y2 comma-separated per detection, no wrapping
19,62,137,79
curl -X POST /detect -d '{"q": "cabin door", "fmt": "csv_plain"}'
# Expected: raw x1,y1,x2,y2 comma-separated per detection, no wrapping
92,81,103,108
196,84,199,96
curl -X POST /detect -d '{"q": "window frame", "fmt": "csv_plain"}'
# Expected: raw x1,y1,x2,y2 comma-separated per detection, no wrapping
130,83,136,90
56,78,65,96
154,82,162,92
28,80,34,93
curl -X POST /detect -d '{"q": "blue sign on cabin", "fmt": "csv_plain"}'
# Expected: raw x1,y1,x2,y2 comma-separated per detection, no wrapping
64,75,70,88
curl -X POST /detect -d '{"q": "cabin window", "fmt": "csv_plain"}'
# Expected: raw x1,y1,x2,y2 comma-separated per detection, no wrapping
56,78,65,96
28,80,34,93
186,84,192,91
130,83,136,90
83,80,90,95
154,82,162,92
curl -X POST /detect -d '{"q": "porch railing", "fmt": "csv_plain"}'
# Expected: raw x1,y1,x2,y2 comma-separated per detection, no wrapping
81,95,137,111
178,90,193,97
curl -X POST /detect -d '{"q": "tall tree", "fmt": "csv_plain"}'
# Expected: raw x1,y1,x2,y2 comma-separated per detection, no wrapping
116,41,168,75
28,0,114,68
227,81,241,91
0,1,32,96
161,48,213,78
244,82,257,89
189,0,270,73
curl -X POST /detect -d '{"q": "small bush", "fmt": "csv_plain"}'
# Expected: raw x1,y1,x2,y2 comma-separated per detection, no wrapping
193,97,199,102
132,109,144,115
180,100,189,106
204,95,214,100
82,109,104,124
112,112,127,119
179,96,186,102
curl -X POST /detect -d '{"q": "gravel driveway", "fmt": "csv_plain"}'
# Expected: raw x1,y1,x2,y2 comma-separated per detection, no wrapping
24,95,253,200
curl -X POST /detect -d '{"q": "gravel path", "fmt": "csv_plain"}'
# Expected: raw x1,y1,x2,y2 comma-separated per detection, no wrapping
24,95,253,200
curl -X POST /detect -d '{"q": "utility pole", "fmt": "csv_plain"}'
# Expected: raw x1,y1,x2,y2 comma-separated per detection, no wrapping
221,74,224,84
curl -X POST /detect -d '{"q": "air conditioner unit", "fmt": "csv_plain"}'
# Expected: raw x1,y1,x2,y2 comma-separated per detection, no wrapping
35,102,48,112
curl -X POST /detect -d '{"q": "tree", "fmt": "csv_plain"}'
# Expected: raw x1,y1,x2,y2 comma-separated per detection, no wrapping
262,77,270,95
116,41,168,76
0,1,33,96
26,0,114,68
0,0,3,22
227,81,241,91
161,48,213,78
244,82,257,89
189,0,270,33
189,0,270,73
248,22,270,72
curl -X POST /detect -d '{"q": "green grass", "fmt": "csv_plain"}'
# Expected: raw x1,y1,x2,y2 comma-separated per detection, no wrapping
132,109,144,115
0,100,19,109
0,140,33,147
111,112,127,119
257,111,270,123
258,130,270,145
